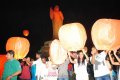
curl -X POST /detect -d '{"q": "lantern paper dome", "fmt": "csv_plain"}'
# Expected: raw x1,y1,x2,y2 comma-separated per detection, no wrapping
91,18,120,50
49,39,67,64
6,37,30,59
23,30,29,36
58,23,87,51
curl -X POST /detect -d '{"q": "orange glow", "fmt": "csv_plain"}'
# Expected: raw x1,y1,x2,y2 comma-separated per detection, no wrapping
58,23,87,51
49,39,67,64
50,5,64,39
23,30,29,36
0,55,7,77
91,19,120,50
6,37,30,59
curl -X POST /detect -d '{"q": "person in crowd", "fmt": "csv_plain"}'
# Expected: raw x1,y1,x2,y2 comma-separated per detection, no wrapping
39,55,49,80
19,57,31,80
2,50,21,80
69,48,89,80
67,62,73,80
91,47,111,80
32,52,42,80
57,57,70,80
108,49,120,80
105,52,118,80
84,47,95,80
31,59,36,80
50,5,64,39
47,57,58,80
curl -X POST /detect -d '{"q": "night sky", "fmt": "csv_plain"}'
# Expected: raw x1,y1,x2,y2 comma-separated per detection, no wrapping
0,0,120,58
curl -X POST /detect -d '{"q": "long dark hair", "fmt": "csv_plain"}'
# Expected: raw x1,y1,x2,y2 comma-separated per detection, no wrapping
22,61,29,66
77,50,86,66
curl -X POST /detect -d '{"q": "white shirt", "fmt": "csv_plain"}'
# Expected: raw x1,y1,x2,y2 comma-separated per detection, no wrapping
47,61,58,80
74,59,88,80
93,51,110,77
32,58,42,78
118,66,120,80
39,62,48,80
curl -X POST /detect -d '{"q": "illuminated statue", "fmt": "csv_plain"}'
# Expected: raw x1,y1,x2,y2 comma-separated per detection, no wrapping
50,5,64,39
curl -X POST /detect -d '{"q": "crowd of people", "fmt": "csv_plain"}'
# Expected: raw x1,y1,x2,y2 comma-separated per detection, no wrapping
1,46,120,80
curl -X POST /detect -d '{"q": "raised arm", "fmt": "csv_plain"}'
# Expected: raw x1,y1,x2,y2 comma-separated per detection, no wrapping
113,50,120,63
108,51,120,65
82,49,89,62
68,52,77,64
91,52,95,64
50,7,53,20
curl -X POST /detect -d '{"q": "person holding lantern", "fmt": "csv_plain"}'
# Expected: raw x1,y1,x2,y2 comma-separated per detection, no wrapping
2,50,22,80
91,47,111,80
32,52,42,80
108,49,120,80
19,57,31,80
68,48,89,80
50,5,64,39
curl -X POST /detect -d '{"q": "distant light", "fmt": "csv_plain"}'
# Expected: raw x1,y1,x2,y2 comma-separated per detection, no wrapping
23,30,29,36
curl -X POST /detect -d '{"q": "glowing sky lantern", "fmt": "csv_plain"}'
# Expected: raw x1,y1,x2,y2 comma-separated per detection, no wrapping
0,55,7,77
91,18,120,50
23,30,29,36
49,39,67,64
58,23,87,51
6,37,30,59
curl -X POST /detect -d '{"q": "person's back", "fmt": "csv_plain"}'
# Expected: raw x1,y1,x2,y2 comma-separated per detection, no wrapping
31,64,36,80
58,58,69,80
2,59,21,80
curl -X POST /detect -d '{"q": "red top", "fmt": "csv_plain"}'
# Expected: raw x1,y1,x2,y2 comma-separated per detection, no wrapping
68,63,73,71
19,62,31,79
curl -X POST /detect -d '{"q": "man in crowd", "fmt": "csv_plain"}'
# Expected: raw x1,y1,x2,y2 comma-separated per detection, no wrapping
2,50,21,80
91,47,111,80
32,52,42,80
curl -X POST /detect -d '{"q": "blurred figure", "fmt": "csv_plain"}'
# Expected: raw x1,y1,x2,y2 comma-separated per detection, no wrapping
57,57,70,80
2,50,21,80
106,52,117,80
50,5,64,39
39,56,49,80
84,47,95,80
108,50,120,80
31,59,36,80
32,52,42,80
67,63,73,80
47,57,58,80
19,57,31,80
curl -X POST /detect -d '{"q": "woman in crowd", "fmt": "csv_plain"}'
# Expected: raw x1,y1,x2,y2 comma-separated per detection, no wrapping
19,57,31,80
68,48,89,80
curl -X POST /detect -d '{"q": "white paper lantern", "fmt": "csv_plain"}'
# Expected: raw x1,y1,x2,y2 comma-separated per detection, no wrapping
58,23,87,51
49,39,67,64
91,18,120,50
